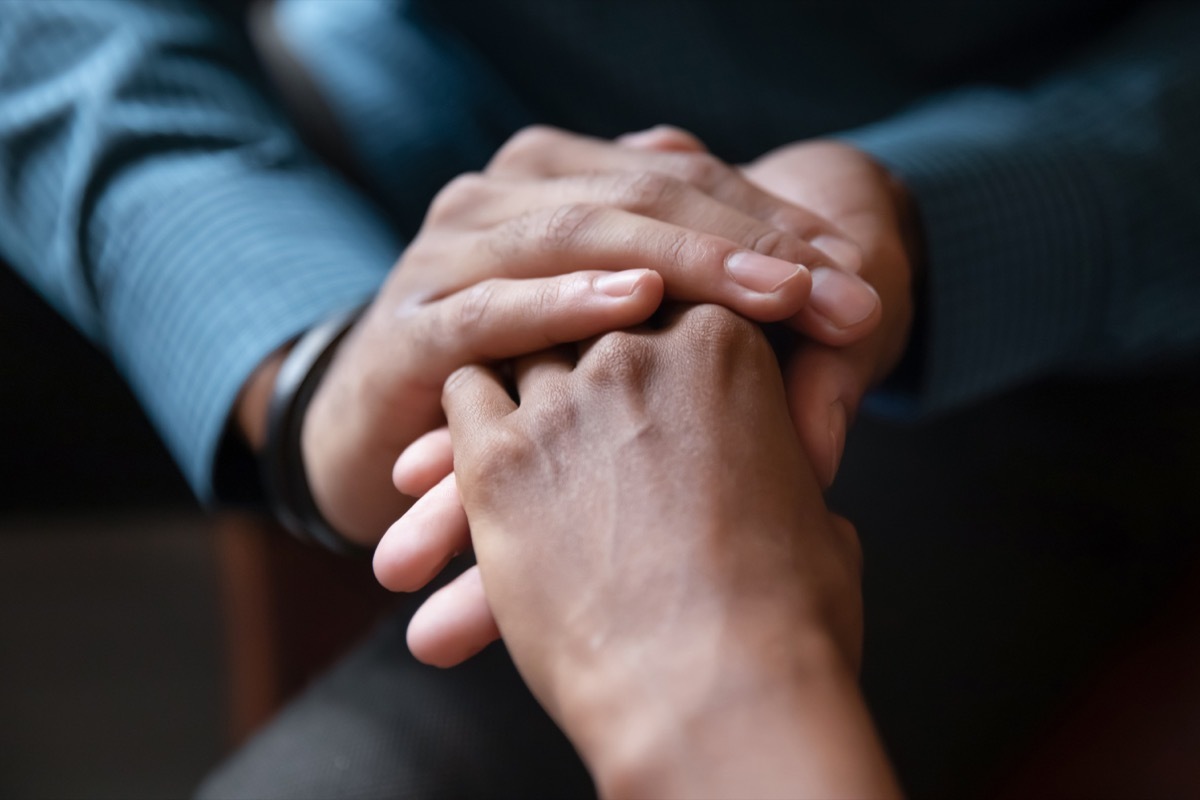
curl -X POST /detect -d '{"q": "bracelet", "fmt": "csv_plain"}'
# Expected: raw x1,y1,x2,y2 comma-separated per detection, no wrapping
261,304,369,556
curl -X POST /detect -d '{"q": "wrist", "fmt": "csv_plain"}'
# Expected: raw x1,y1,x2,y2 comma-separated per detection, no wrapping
235,346,290,452
259,306,374,554
300,324,421,546
566,620,853,798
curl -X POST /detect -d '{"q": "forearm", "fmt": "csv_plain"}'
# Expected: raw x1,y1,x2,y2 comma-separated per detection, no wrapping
579,617,899,800
0,0,398,500
838,1,1200,413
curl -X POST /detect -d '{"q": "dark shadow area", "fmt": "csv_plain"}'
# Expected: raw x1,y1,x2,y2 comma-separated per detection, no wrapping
0,265,193,513
1,264,223,797
833,365,1200,797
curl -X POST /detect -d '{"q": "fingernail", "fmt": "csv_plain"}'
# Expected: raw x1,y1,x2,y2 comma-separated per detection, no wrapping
726,251,804,294
616,125,683,150
811,235,864,274
615,127,661,147
810,267,878,329
594,269,649,297
827,400,847,488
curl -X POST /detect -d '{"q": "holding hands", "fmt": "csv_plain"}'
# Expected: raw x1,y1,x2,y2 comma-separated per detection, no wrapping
386,306,900,797
373,126,916,667
300,125,886,545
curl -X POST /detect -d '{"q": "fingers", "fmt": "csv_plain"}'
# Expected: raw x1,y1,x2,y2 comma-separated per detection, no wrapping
428,173,828,267
783,344,870,489
440,363,516,441
513,347,574,403
435,176,881,341
489,126,825,232
400,269,664,388
393,427,453,498
406,565,501,668
374,472,470,592
792,266,883,346
458,205,814,321
378,363,512,596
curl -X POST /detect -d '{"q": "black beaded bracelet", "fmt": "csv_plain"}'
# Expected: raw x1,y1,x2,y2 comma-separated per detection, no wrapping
261,305,369,556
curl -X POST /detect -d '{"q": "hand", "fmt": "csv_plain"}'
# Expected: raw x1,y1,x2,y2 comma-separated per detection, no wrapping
492,128,915,484
381,306,894,798
742,140,918,483
378,131,916,665
483,125,883,347
265,125,884,545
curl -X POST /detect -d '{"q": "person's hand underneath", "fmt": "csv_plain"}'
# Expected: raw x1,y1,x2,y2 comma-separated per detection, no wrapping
382,305,899,799
257,125,882,546
606,128,916,481
741,139,918,483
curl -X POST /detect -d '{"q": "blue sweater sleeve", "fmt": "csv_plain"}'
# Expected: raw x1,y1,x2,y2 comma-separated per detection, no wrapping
841,2,1200,415
0,0,401,501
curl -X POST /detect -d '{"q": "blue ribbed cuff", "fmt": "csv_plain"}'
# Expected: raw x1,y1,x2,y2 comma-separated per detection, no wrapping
89,159,398,502
841,89,1113,415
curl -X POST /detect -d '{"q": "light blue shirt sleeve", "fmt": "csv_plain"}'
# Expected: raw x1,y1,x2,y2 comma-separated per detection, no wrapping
0,0,401,501
842,2,1200,415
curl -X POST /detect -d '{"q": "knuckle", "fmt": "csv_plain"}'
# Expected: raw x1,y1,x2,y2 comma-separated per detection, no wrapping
492,124,562,168
541,202,600,249
611,170,677,211
581,331,655,387
525,391,580,439
477,425,526,469
767,206,821,238
681,304,765,355
650,124,704,150
454,279,500,331
467,427,533,496
530,277,569,317
747,226,806,264
485,208,545,262
404,307,442,363
426,172,486,225
661,227,694,268
670,152,726,190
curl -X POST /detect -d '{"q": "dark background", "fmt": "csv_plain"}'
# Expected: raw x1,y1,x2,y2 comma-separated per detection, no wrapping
1,264,224,798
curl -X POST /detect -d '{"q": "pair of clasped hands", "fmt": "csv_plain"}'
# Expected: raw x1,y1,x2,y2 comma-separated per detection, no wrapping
302,124,912,794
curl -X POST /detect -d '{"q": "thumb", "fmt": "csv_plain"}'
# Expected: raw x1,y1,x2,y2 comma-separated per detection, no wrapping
784,344,871,489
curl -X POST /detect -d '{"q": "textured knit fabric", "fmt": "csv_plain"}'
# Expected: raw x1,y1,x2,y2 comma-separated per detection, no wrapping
2,0,1199,501
0,0,400,499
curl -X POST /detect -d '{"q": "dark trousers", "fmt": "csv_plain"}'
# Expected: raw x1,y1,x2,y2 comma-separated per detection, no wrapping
198,368,1200,799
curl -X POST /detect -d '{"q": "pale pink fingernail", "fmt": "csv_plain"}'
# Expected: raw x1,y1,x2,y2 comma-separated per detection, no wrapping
810,267,878,328
726,251,805,294
615,128,662,148
811,235,864,274
594,269,650,297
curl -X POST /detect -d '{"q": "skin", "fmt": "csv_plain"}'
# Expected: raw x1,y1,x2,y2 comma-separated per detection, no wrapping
377,129,917,667
400,304,902,799
235,126,884,546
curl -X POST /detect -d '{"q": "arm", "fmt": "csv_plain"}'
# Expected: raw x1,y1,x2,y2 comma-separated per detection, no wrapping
375,130,900,665
832,1,1200,413
0,0,397,500
0,4,874,542
419,305,900,798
